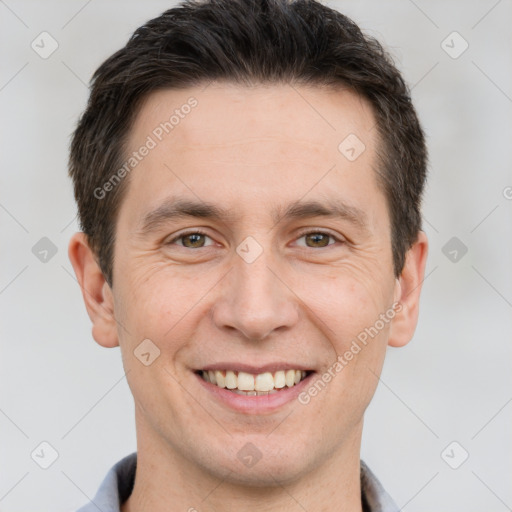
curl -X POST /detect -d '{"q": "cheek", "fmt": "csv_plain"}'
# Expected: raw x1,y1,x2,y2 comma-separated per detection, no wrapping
116,262,210,344
301,266,390,342
299,267,392,396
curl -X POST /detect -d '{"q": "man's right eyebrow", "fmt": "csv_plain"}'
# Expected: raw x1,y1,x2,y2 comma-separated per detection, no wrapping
136,198,236,235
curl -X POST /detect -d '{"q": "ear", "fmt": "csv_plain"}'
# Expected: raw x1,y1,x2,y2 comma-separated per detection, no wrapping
68,232,119,348
388,230,428,348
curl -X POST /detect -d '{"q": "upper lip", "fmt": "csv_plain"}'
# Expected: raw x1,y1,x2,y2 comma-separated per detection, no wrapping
197,362,314,374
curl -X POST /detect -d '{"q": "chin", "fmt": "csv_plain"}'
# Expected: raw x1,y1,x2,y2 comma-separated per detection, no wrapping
199,441,313,488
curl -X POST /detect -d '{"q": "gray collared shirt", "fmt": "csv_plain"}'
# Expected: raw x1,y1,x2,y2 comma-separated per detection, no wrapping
75,452,399,512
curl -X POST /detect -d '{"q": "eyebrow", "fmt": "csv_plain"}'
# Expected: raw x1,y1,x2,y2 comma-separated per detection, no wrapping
137,196,369,235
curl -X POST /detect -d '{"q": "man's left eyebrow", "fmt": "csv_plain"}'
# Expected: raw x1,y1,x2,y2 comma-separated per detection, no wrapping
271,199,369,232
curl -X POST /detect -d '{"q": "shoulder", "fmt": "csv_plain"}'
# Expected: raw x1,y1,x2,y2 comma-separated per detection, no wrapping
74,452,137,512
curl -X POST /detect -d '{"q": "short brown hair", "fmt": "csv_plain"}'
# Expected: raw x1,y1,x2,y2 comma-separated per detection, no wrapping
69,0,427,287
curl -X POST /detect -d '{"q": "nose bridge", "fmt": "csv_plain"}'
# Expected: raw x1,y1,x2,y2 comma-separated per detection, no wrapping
213,241,299,340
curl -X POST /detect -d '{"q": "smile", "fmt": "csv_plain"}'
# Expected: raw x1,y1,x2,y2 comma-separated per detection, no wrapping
197,369,311,395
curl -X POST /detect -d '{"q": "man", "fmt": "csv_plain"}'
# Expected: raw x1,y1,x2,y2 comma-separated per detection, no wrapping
68,0,428,510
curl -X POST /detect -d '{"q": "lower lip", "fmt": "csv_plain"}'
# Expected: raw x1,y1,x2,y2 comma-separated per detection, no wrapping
194,372,316,414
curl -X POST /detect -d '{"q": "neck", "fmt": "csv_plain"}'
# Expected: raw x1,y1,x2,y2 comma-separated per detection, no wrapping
122,415,364,512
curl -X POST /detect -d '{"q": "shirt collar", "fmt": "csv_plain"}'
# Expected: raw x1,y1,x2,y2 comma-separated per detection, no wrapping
76,452,399,512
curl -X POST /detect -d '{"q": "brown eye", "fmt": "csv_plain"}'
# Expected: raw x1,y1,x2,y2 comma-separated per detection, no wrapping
167,231,214,248
181,233,207,248
304,233,331,247
296,231,338,248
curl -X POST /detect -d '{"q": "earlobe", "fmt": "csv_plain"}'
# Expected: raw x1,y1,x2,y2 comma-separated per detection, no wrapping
68,232,119,348
388,231,429,348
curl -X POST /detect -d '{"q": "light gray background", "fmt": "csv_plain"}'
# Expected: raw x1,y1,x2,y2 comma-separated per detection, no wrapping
1,1,511,511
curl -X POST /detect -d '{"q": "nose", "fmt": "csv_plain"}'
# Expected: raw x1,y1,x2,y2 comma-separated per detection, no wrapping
212,248,300,341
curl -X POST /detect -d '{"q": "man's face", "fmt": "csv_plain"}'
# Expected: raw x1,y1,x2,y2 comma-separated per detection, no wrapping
107,83,402,484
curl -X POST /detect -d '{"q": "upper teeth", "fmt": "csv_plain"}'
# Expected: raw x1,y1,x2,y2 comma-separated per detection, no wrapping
201,370,307,392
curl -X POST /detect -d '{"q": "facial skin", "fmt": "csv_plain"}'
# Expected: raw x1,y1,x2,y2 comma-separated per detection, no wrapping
69,83,428,512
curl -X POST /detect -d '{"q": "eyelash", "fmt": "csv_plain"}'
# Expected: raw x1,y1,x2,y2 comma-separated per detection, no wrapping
167,229,343,248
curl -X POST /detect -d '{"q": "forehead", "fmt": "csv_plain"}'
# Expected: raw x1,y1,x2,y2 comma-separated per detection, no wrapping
119,82,384,228
131,82,376,154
